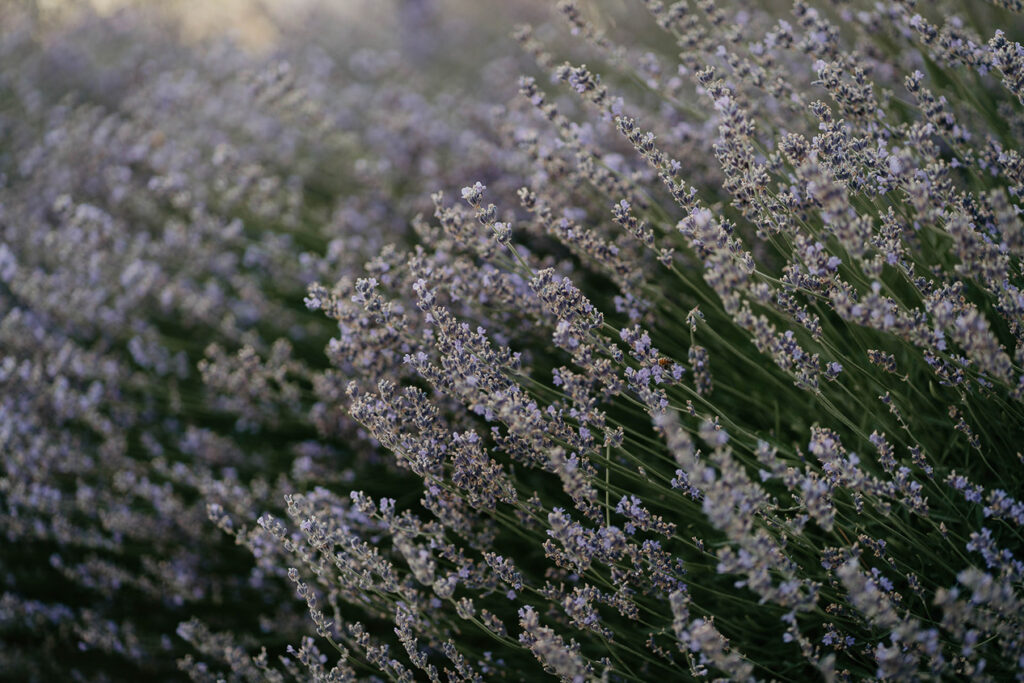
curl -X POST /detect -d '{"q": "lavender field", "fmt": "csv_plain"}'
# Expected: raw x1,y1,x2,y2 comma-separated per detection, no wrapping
2,0,1024,680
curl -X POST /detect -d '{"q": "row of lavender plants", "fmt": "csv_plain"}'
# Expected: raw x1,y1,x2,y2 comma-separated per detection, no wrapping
0,2,537,678
3,0,1024,680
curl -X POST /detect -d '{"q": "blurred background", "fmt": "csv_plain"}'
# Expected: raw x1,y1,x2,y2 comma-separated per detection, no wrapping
18,0,557,52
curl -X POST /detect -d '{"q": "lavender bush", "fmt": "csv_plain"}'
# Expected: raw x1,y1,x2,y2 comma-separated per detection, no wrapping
2,0,1024,680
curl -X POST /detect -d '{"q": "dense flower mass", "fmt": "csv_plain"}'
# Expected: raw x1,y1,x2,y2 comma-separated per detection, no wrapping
2,0,1024,680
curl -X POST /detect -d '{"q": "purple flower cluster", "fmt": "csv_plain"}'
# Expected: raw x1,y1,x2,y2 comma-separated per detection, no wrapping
5,0,1024,680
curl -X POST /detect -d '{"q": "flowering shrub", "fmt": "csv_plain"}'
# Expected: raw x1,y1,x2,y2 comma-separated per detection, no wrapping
3,0,1024,680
